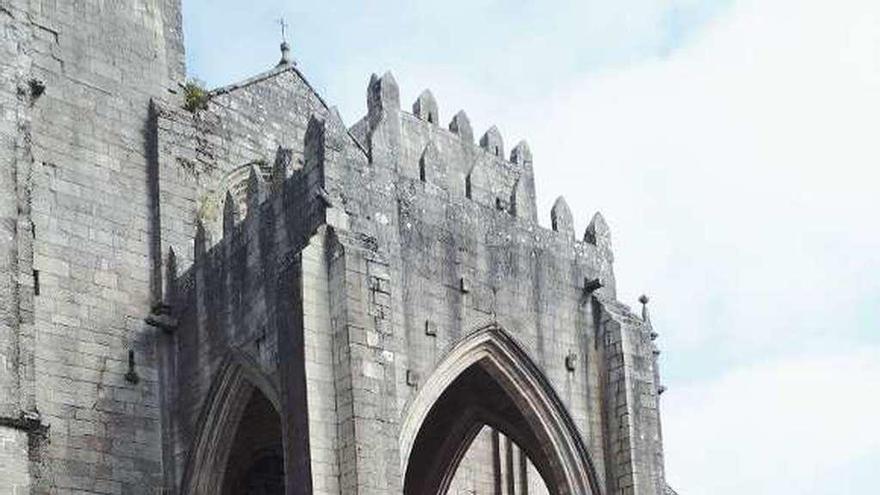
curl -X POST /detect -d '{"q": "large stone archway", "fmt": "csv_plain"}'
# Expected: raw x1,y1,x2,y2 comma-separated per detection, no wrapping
400,324,603,495
179,354,284,495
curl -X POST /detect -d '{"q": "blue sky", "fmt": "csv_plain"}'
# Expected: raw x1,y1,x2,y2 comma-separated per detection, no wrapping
183,1,880,493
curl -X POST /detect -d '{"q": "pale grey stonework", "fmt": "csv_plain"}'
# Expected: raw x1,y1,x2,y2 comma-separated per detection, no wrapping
1,1,672,494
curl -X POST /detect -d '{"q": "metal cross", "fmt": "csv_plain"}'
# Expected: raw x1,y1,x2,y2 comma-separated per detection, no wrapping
277,17,289,42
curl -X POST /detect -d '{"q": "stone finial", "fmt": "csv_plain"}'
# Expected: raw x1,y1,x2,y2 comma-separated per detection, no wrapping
419,141,439,182
367,71,400,122
246,165,265,216
412,89,439,125
223,191,239,237
194,219,207,260
278,41,293,66
510,140,532,165
272,146,293,187
550,196,574,238
449,110,473,143
639,294,651,323
584,212,613,261
277,17,294,66
480,126,504,158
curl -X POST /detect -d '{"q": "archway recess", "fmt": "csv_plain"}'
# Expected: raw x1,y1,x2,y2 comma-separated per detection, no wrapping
180,355,284,494
400,324,602,495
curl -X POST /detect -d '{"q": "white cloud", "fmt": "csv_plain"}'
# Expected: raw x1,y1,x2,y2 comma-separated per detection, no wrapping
517,0,880,492
527,0,880,359
663,348,880,494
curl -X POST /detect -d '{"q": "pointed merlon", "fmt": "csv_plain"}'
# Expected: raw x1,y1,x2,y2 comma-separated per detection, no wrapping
510,140,532,166
367,71,400,121
412,89,439,125
584,211,614,262
550,196,574,238
419,141,440,182
480,126,504,158
584,211,610,245
246,165,265,216
448,110,473,143
223,191,239,237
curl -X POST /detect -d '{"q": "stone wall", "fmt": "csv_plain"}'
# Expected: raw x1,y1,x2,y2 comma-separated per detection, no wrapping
155,61,666,495
0,425,30,494
1,0,185,492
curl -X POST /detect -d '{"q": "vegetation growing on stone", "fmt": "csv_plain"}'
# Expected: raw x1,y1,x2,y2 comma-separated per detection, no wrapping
183,79,209,112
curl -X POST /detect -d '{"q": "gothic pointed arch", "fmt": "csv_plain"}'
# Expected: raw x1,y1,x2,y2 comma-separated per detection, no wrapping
179,353,283,494
400,323,602,495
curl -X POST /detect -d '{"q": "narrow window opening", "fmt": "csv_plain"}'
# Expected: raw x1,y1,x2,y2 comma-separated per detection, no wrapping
420,162,427,182
427,113,435,124
465,174,472,199
494,146,500,157
33,269,40,296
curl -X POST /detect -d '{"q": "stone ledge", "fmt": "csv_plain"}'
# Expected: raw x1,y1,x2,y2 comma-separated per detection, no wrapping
0,412,49,438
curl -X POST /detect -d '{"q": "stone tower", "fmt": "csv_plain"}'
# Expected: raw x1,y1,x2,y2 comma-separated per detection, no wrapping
1,1,670,494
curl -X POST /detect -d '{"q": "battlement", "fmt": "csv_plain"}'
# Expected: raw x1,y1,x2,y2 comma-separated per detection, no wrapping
347,71,613,257
154,65,616,286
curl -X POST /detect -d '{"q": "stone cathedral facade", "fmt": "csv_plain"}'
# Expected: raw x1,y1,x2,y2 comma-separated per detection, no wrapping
1,1,672,494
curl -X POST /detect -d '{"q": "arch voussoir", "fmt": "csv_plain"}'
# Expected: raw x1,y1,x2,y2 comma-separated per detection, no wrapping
400,323,603,495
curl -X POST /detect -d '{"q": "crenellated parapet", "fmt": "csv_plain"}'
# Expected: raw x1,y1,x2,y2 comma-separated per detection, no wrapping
162,67,620,296
355,73,568,228
156,62,621,309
